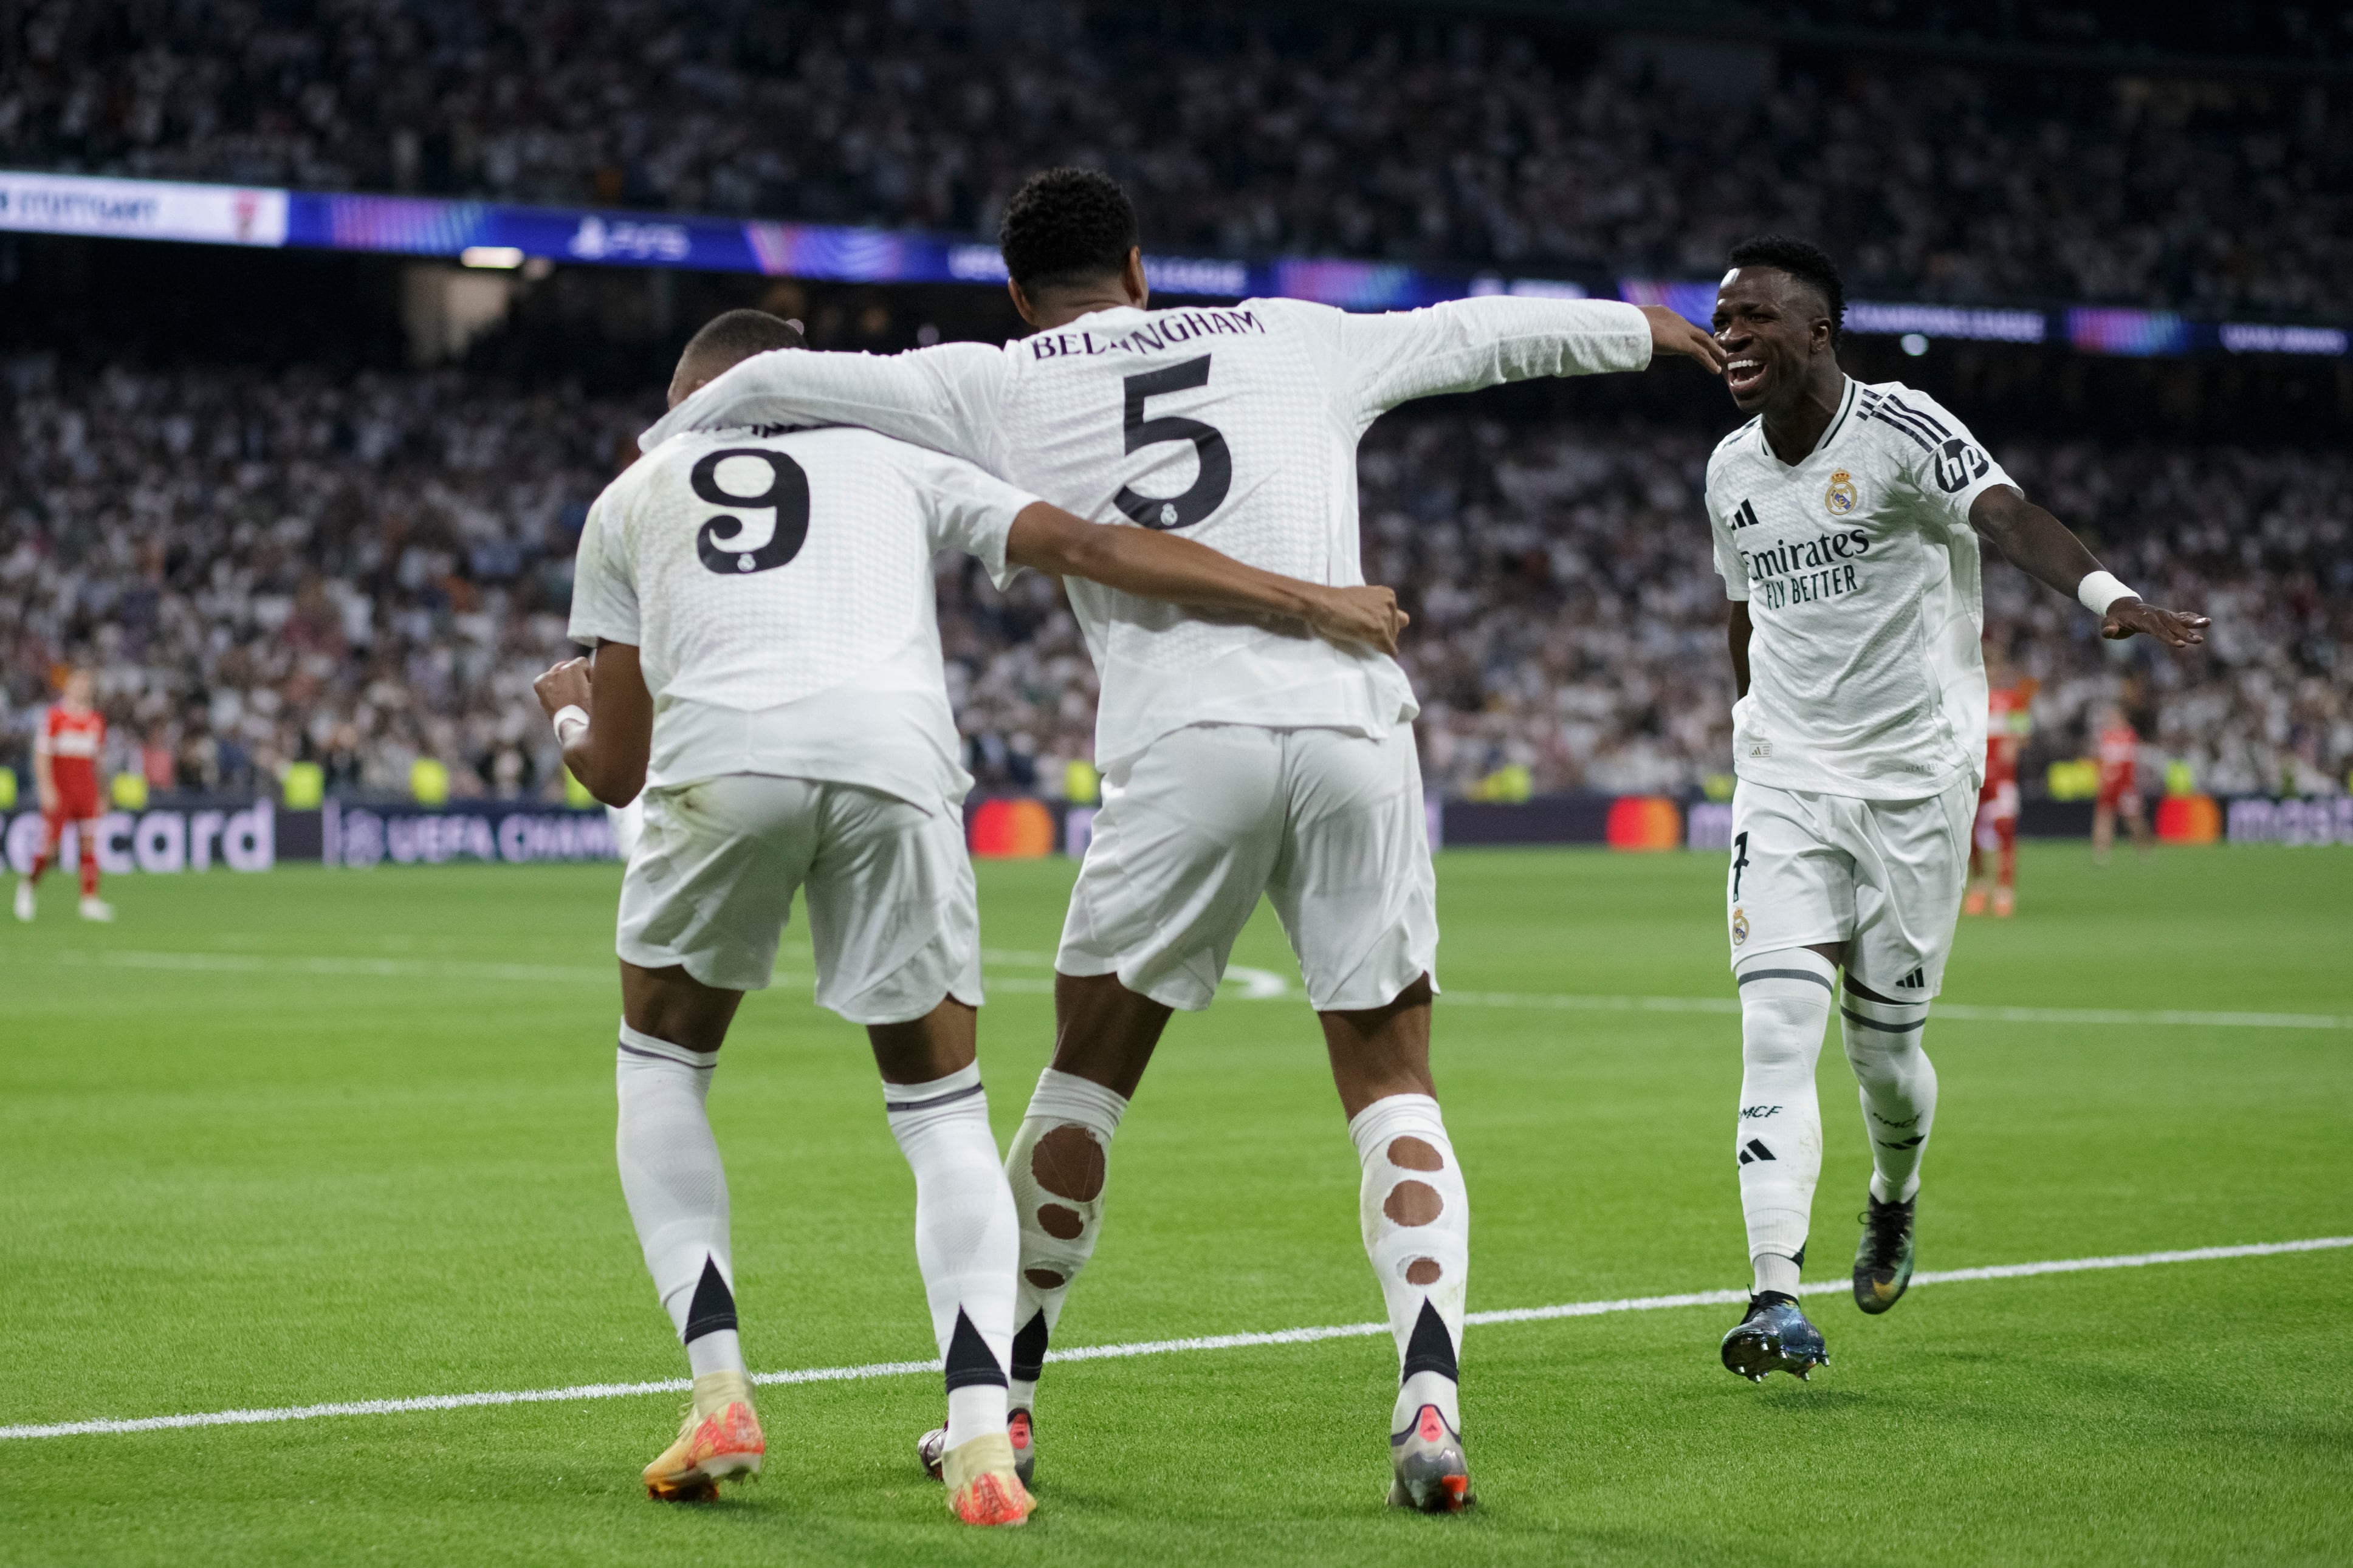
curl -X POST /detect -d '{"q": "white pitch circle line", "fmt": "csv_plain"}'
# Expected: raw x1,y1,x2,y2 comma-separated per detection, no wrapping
5,1236,2344,1443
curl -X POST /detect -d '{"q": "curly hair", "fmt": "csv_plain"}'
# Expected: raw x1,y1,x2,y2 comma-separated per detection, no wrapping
1726,235,1846,344
998,167,1138,292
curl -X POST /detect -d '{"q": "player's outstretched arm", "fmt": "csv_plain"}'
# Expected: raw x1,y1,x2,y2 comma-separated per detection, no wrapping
1005,502,1409,656
640,343,997,465
1636,306,1731,372
534,643,655,807
1336,297,1726,424
1968,486,2210,649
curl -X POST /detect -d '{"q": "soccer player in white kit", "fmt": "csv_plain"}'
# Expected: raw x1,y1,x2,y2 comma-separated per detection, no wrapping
1701,238,2210,1380
535,309,1406,1522
638,170,1727,1508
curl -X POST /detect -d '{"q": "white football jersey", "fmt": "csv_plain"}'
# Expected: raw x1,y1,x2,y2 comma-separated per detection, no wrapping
1706,377,2018,800
569,425,1035,806
641,296,1652,768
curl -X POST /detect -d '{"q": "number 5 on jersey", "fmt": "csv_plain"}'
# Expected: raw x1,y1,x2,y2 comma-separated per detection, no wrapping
1114,355,1232,530
694,448,811,575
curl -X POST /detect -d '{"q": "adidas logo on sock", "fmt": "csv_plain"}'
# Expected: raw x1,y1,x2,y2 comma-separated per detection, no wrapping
1895,968,1926,989
1737,1138,1776,1166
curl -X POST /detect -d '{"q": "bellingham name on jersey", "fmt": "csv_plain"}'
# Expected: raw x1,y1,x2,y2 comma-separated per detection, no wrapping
1022,307,1268,363
1706,377,2018,802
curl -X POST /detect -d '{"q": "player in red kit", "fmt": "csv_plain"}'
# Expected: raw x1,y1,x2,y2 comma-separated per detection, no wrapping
2091,707,2152,865
1965,662,2036,917
16,667,115,923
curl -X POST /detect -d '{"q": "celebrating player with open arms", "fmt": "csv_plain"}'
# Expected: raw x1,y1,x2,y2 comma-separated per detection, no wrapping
1702,237,2208,1381
535,309,1404,1525
638,168,1726,1510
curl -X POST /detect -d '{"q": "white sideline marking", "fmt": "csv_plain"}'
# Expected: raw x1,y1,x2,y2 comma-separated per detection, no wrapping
5,1236,2345,1443
16,950,2345,1029
1436,990,2353,1031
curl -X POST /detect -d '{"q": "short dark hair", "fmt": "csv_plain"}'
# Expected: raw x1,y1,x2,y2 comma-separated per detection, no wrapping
679,309,805,376
1726,235,1845,344
999,167,1138,292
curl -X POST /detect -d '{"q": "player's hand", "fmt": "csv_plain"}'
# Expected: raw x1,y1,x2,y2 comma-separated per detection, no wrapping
1640,306,1727,374
34,782,57,814
1304,586,1409,656
2101,598,2209,648
534,657,594,719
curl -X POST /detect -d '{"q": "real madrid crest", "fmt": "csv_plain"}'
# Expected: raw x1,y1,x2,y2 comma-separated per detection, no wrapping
1731,906,1750,946
1824,470,1859,516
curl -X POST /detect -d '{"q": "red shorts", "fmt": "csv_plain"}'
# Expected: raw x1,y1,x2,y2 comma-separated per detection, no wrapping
46,771,100,827
2097,769,2137,810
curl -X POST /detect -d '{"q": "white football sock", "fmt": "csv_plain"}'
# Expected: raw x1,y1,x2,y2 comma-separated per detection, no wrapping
1734,950,1835,1295
884,1061,1019,1450
1841,990,1938,1203
1001,1068,1128,1413
1348,1094,1469,1436
614,1022,744,1375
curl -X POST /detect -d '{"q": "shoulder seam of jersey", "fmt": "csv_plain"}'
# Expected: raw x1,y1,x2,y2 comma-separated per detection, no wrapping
1711,416,1760,453
1858,392,1937,453
1881,391,1951,439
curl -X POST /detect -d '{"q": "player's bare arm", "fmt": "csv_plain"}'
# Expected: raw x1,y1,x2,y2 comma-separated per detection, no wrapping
1005,501,1407,656
1966,485,2209,649
32,740,55,813
1726,600,1753,699
533,642,654,807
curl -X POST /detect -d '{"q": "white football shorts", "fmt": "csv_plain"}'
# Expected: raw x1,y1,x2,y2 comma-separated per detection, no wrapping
1057,721,1437,1013
616,772,981,1023
1725,776,1974,997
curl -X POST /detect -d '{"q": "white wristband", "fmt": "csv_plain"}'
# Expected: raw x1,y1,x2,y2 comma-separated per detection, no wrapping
551,704,590,746
2076,570,2137,615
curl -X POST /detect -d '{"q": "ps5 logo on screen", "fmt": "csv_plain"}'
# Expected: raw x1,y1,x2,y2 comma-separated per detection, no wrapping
692,448,811,575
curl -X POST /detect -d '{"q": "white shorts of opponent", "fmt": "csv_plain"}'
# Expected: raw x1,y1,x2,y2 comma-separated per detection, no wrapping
1726,776,1975,998
1057,720,1438,1013
616,772,981,1024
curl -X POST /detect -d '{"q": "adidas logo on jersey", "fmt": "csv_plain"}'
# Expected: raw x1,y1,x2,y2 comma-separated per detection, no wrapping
1737,1138,1776,1166
1895,968,1926,989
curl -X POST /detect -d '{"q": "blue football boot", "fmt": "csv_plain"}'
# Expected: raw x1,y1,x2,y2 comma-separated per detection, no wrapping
1720,1292,1829,1382
1853,1193,1917,1314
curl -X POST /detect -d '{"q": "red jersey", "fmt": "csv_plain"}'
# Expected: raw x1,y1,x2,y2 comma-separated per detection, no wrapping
1984,686,2032,789
2097,723,2139,803
38,704,105,815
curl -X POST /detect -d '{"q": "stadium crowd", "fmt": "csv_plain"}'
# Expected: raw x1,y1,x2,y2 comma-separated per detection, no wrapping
2,358,2344,807
5,1,2348,317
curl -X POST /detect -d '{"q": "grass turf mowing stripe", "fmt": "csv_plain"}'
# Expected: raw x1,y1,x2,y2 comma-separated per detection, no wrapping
7,1236,2344,1444
18,950,2349,1029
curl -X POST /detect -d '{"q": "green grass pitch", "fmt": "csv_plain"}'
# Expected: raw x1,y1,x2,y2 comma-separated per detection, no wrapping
2,844,2349,1565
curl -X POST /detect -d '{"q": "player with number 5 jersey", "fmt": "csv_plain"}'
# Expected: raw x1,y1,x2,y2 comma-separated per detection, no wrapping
1702,236,2211,1387
549,308,1405,1525
641,167,1730,1511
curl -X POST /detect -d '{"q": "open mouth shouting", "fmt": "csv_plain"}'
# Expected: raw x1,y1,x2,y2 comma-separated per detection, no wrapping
1726,355,1768,399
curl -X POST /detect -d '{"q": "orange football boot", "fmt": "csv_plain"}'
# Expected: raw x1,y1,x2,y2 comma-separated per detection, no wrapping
643,1371,764,1501
941,1432,1035,1526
